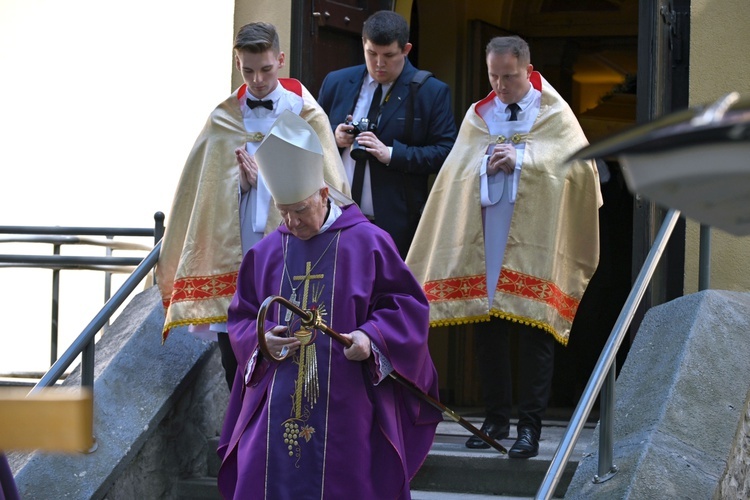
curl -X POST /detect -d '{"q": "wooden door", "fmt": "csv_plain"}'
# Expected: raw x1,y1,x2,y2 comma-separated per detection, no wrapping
291,0,393,98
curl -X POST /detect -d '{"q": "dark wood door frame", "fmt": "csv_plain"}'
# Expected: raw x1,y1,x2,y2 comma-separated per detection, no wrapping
631,0,690,339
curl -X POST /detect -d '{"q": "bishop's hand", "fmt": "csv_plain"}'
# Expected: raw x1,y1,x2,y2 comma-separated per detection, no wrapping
342,330,372,361
264,325,300,360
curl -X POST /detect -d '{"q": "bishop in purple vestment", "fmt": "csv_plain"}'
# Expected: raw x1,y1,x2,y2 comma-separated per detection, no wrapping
217,110,442,499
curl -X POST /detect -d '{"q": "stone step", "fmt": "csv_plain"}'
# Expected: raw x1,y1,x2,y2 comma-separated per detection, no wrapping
412,492,532,500
411,417,595,497
169,478,531,500
171,477,221,500
182,417,596,498
170,478,535,500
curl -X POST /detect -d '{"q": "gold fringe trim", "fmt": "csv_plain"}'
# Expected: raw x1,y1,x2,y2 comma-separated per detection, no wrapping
429,314,492,328
490,311,568,346
430,310,569,347
161,315,229,344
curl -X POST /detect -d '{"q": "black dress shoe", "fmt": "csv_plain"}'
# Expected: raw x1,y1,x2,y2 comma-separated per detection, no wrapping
465,421,509,449
508,427,539,459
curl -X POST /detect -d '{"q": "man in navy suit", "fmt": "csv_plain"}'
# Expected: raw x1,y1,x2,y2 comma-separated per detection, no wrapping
318,10,457,258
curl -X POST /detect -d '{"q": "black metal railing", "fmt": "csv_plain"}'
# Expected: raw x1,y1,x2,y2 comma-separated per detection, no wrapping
0,213,164,367
31,240,161,393
0,214,164,452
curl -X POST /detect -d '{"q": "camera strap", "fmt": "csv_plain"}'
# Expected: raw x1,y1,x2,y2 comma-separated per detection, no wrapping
403,70,433,145
403,69,433,234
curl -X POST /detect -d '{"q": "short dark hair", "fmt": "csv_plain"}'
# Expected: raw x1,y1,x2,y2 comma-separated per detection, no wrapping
362,10,409,49
486,36,530,65
234,22,280,54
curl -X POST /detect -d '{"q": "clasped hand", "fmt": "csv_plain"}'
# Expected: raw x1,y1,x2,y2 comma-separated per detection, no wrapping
236,147,258,192
487,143,517,176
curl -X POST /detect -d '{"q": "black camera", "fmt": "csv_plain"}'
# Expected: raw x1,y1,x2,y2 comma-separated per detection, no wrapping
345,117,378,161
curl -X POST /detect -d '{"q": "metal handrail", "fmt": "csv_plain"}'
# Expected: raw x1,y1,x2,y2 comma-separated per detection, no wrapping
0,225,157,237
0,255,148,267
0,217,163,454
29,240,162,394
536,208,682,499
1,214,164,365
0,218,164,271
0,235,152,250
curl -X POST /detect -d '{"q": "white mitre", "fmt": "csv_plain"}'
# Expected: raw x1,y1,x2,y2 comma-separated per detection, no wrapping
256,109,325,205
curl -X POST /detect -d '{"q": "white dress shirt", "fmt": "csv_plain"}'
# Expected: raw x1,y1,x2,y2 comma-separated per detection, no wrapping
341,74,393,217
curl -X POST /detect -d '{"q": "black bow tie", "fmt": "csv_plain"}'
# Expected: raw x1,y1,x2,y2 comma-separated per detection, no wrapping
247,98,273,110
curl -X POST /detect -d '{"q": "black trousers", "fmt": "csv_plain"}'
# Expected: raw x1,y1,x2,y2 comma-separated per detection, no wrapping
474,318,555,436
217,331,238,391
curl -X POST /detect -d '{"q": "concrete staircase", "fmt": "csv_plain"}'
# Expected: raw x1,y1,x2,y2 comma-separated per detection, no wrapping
172,417,595,499
11,288,750,498
412,417,594,498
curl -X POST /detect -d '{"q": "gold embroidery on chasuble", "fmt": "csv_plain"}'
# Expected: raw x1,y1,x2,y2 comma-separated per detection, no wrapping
277,231,340,466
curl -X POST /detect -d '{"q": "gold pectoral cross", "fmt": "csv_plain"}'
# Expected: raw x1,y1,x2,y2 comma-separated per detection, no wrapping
286,262,325,322
293,261,325,309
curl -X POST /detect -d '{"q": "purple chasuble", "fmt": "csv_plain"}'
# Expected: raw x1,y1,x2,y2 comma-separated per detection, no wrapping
0,453,20,500
218,204,442,500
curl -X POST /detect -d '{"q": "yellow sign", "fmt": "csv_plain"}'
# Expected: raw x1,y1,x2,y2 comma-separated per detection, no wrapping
0,387,93,452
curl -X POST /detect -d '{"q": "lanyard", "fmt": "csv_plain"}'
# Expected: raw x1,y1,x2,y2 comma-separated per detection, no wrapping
348,69,399,124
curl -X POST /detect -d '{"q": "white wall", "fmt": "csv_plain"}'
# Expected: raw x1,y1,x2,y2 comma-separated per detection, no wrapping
685,1,750,294
0,0,234,373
